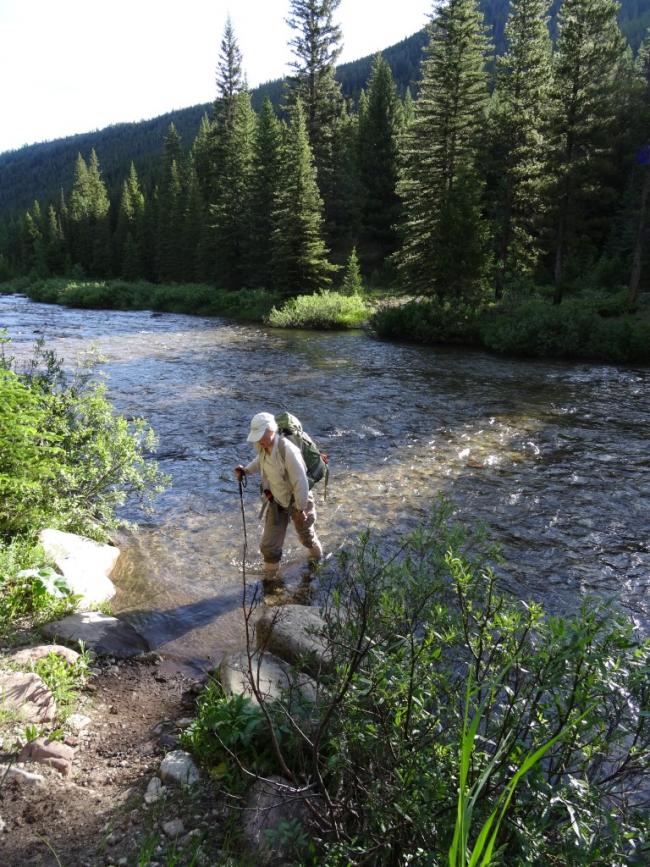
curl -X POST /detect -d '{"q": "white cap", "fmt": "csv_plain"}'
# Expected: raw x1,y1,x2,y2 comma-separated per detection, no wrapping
247,412,277,443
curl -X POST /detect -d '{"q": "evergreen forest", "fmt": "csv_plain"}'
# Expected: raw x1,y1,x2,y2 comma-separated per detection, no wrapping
1,0,649,361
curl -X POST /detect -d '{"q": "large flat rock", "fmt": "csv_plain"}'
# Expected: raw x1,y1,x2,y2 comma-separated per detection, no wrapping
255,604,332,676
39,528,119,607
41,611,148,658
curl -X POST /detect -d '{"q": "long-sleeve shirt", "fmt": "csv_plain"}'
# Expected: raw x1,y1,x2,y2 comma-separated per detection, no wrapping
244,435,310,511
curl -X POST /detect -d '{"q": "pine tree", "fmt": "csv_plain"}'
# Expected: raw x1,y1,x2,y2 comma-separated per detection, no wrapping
207,21,255,289
285,0,346,247
402,88,415,129
115,162,145,279
358,54,402,275
247,98,284,288
340,245,363,295
158,159,184,282
215,16,245,131
68,153,91,271
184,160,210,283
21,201,47,276
157,126,188,282
190,114,215,281
68,150,110,276
396,0,491,300
45,204,65,275
271,99,337,295
628,30,650,305
548,0,627,300
210,90,256,289
488,0,552,297
192,114,214,204
86,150,111,276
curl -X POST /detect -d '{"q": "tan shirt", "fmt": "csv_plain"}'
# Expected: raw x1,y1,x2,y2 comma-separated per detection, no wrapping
244,435,310,511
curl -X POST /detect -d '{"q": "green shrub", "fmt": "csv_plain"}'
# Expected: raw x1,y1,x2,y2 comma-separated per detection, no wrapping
267,290,369,329
17,277,281,322
371,296,483,344
480,297,650,363
0,337,168,541
0,276,32,295
34,649,90,720
0,539,75,636
181,680,275,786
208,504,650,864
199,286,280,321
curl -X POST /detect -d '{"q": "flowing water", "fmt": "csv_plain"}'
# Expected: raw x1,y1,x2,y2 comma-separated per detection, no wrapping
2,294,649,669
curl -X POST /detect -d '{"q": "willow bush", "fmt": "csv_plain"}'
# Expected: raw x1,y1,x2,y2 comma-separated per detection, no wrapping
189,504,650,864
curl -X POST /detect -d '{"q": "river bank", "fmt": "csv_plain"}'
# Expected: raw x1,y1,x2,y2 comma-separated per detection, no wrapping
0,646,235,866
3,276,650,365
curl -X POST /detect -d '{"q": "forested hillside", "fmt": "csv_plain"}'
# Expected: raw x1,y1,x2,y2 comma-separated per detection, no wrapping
1,0,648,221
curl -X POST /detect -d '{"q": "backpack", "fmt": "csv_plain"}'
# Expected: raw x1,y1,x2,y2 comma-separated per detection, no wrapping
275,411,329,496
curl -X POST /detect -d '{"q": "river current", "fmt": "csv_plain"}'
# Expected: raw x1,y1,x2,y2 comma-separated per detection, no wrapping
2,294,649,669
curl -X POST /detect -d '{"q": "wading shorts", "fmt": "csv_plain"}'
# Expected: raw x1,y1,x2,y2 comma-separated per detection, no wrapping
260,493,317,564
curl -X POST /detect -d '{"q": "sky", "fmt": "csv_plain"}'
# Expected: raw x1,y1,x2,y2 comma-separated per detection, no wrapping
0,0,431,155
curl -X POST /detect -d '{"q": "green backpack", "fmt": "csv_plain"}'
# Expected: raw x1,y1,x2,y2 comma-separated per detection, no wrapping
275,411,329,495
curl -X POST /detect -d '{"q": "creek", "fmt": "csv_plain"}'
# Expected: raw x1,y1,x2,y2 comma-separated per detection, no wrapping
2,294,649,669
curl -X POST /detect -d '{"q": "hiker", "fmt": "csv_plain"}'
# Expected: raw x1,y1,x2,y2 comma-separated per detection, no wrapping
235,411,323,575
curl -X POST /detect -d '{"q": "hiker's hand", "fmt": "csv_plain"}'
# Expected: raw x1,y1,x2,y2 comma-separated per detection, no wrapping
234,465,246,481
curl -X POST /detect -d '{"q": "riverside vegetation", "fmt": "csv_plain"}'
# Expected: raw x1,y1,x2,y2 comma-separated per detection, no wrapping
3,275,650,364
180,505,650,864
0,330,167,640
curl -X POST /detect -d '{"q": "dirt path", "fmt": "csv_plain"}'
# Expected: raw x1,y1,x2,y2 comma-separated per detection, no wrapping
0,656,228,866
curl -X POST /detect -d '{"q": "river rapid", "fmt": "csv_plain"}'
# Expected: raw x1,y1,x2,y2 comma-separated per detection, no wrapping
2,294,649,669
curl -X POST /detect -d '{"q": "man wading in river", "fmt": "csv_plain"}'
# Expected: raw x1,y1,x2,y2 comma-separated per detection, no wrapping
234,412,323,575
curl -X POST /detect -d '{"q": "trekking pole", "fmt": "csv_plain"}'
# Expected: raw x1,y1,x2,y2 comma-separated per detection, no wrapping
238,472,248,582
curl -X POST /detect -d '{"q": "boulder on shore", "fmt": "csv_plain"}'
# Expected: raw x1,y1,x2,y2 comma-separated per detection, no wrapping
219,649,318,709
41,611,148,658
243,775,313,865
39,528,119,608
255,604,332,676
159,750,199,787
18,737,75,776
0,670,56,723
8,644,80,667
